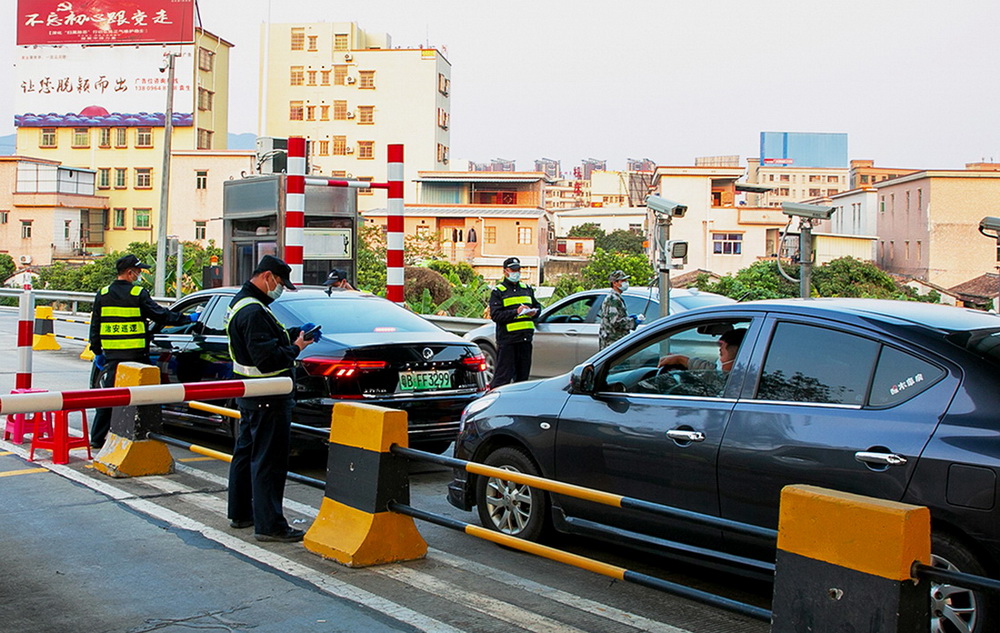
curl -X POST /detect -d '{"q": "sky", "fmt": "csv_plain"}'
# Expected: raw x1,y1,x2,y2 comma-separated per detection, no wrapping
4,0,1000,171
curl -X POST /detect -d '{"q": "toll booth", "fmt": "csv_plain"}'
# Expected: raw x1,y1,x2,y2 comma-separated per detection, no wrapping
221,174,358,286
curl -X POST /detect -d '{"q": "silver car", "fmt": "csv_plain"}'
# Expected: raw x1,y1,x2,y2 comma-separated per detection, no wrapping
464,287,736,380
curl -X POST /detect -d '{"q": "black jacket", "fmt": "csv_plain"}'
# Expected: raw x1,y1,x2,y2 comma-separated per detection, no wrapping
226,282,303,385
89,279,190,361
489,279,541,344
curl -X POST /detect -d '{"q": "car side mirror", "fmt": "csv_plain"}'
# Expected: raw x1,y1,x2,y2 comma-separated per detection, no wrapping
569,363,596,394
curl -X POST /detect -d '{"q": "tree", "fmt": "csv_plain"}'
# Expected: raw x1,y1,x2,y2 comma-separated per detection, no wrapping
549,273,585,302
598,229,645,255
356,223,387,295
566,222,605,239
580,249,655,290
0,254,16,283
693,260,800,301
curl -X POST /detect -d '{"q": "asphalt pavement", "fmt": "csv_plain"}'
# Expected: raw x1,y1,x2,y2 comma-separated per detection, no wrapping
0,449,424,633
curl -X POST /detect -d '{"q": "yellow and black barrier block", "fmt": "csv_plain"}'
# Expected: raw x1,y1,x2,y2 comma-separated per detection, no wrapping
93,363,174,478
32,306,61,351
304,402,427,567
771,484,931,633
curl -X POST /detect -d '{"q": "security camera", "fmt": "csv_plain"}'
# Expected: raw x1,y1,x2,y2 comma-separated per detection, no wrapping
782,202,835,221
979,216,1000,236
645,195,687,217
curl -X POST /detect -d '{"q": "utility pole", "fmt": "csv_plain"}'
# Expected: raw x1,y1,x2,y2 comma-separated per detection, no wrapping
155,51,179,298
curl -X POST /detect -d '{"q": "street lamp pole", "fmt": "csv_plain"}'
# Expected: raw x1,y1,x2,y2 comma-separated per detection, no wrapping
155,51,178,297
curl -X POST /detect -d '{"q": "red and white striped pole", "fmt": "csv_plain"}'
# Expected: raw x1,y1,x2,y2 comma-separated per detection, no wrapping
285,136,307,284
0,377,293,416
16,290,33,390
386,144,405,304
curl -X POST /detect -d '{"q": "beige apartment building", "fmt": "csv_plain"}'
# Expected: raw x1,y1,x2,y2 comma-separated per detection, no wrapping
259,22,450,210
0,157,108,267
14,29,233,254
363,171,551,282
876,169,1000,288
745,158,849,208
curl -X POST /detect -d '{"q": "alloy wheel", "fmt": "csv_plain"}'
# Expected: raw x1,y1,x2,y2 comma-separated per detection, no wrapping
483,465,533,535
931,554,978,633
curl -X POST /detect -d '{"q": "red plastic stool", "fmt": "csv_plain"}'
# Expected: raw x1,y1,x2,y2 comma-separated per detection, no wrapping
30,409,91,464
3,388,54,444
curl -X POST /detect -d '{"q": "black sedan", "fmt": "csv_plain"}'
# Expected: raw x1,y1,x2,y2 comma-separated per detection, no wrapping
449,298,1000,633
149,287,488,452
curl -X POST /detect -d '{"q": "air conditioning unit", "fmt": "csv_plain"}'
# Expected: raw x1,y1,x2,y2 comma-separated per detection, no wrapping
344,53,353,62
346,76,356,84
346,146,355,154
19,255,31,264
346,111,355,119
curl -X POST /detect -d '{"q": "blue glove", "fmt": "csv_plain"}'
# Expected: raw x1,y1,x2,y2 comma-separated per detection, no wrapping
301,322,321,342
310,328,323,343
628,313,645,328
93,353,107,371
189,311,201,323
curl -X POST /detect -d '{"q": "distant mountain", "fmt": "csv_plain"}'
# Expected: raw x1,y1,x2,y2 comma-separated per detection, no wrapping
228,132,257,150
0,134,15,155
0,132,258,155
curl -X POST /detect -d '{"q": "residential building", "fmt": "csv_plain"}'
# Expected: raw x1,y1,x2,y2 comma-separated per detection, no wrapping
0,156,109,266
260,22,450,210
553,206,647,238
876,169,1000,288
168,150,257,244
649,165,866,277
745,158,849,208
534,158,561,180
362,171,552,282
849,160,919,189
14,29,233,253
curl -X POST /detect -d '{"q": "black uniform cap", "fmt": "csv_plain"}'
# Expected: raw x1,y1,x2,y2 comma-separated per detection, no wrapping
253,255,296,290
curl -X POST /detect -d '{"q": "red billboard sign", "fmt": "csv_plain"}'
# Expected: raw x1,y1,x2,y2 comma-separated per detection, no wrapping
763,158,795,165
17,0,196,45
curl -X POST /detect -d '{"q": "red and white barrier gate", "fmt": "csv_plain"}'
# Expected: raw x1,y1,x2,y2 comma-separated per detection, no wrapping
0,377,293,416
287,139,405,304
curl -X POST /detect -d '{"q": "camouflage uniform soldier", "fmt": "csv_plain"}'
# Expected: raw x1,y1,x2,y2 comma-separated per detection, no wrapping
598,270,636,350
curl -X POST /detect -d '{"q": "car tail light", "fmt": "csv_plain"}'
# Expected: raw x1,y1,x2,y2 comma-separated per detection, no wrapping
462,354,487,373
301,358,388,378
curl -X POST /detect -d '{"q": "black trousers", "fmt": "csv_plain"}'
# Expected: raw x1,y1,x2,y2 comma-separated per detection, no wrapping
228,396,293,535
89,360,122,447
490,340,533,388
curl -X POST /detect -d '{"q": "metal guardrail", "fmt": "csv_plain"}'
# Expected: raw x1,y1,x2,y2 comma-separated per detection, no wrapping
0,287,174,314
391,444,774,623
0,286,484,334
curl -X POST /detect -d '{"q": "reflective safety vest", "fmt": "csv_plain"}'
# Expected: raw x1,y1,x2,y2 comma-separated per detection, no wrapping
97,284,147,352
496,282,536,334
225,297,291,378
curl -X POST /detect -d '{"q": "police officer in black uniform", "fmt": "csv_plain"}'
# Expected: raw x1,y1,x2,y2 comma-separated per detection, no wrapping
226,255,316,542
488,257,541,388
89,254,194,448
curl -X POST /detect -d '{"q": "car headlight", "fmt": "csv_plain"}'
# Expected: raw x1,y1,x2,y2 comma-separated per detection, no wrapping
459,391,500,434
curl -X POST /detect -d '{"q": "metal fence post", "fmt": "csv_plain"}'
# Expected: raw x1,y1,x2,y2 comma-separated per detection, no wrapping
304,401,427,567
771,484,931,633
93,362,174,478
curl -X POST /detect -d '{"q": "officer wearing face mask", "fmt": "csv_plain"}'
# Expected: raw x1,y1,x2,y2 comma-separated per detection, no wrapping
598,269,638,350
88,254,195,449
488,257,541,388
224,254,315,543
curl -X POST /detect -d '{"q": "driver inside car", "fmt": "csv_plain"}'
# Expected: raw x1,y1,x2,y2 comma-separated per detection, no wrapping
638,328,747,396
657,327,747,373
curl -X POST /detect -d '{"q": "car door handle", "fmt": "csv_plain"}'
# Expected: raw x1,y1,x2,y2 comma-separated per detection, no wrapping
667,430,705,442
854,451,908,466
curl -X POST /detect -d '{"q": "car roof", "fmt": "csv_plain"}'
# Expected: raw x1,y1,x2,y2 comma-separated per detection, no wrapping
697,298,1000,334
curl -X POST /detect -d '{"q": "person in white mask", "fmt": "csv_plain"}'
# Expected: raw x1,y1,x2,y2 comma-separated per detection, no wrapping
598,269,637,350
488,257,541,388
224,254,315,543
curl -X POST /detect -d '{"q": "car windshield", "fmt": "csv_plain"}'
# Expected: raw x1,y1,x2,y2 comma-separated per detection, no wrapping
275,296,441,334
672,293,734,310
950,327,1000,364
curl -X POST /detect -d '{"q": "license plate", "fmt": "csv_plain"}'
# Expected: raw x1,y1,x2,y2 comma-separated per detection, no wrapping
398,370,452,391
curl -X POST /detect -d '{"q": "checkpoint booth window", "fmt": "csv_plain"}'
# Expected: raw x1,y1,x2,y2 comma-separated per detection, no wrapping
223,171,359,288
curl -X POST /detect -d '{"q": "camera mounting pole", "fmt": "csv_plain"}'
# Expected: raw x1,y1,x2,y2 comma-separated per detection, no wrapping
978,216,1000,311
780,202,836,299
646,195,689,319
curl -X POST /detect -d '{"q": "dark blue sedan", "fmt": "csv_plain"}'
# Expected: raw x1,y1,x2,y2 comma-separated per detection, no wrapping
449,299,1000,633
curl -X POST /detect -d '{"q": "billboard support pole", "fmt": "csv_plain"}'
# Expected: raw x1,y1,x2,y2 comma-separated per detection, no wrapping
155,51,178,297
